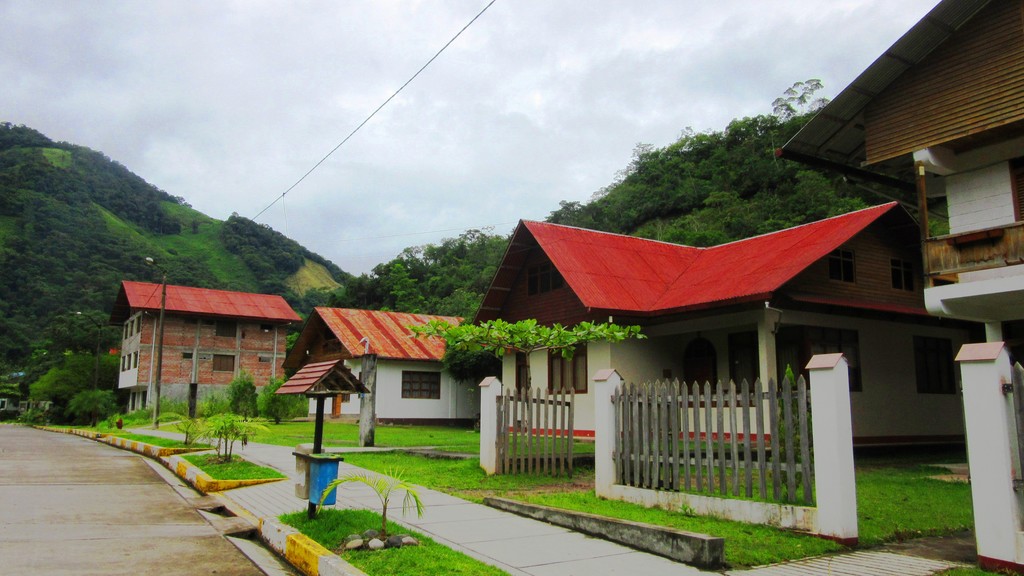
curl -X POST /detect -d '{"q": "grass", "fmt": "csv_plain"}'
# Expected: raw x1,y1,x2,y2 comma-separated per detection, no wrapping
281,508,507,576
340,451,592,502
250,420,596,455
250,421,483,452
108,431,210,449
183,454,286,481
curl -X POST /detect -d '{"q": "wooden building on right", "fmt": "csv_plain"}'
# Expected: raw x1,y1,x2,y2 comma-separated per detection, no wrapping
780,0,1024,357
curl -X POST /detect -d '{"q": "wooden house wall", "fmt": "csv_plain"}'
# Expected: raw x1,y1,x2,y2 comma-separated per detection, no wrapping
497,248,597,326
784,223,925,308
864,0,1024,164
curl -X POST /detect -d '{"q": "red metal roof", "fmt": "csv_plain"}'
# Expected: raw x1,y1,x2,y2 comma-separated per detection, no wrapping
314,308,461,361
519,203,902,315
111,281,301,324
277,359,367,395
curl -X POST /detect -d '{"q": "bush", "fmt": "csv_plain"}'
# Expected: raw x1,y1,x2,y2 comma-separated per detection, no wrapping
199,413,268,462
258,377,307,424
227,372,258,417
67,389,116,426
199,392,230,417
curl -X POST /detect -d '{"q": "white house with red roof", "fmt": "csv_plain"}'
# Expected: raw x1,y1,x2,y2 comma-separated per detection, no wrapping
478,203,979,444
284,308,476,425
110,281,301,411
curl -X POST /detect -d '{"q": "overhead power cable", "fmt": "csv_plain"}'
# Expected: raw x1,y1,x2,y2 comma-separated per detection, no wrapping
252,0,498,222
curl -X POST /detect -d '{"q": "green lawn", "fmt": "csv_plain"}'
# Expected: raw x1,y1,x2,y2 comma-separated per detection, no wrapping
109,432,210,449
183,454,286,481
250,421,483,452
281,509,507,576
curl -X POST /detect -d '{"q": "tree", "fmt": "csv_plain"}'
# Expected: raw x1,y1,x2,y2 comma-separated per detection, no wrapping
772,79,828,120
411,319,645,391
199,413,268,462
227,371,258,417
318,470,424,535
66,389,116,426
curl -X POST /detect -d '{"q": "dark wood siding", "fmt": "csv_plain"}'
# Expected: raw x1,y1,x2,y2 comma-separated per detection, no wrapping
784,222,925,309
865,0,1024,164
498,248,596,326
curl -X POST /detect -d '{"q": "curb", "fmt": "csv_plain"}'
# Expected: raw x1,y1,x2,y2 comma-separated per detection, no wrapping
258,517,368,576
163,453,285,493
98,434,208,458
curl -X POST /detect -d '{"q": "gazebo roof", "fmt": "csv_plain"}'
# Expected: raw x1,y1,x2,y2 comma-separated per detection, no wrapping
277,359,367,396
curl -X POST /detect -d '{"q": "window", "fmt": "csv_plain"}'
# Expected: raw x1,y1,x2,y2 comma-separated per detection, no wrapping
212,354,236,372
123,323,130,339
728,332,759,386
215,320,237,338
182,352,193,360
402,371,441,399
135,315,142,334
260,324,273,332
828,249,855,282
0,398,7,410
258,355,272,363
914,336,956,394
527,263,564,295
684,337,718,385
549,345,588,393
807,327,861,391
891,258,914,291
132,351,139,368
515,352,528,394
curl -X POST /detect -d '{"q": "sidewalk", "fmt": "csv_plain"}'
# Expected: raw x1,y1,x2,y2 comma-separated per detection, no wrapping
132,427,964,576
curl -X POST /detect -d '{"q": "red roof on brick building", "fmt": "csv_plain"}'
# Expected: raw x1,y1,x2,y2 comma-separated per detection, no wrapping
312,308,460,362
110,281,301,324
479,202,907,320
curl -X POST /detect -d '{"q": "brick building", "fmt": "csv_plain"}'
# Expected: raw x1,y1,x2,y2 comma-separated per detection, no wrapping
110,281,301,411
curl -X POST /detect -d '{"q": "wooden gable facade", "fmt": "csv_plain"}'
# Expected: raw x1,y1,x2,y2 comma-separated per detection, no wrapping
865,0,1024,165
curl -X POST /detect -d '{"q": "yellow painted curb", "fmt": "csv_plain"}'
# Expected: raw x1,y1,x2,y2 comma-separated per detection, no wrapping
256,517,368,576
287,533,330,576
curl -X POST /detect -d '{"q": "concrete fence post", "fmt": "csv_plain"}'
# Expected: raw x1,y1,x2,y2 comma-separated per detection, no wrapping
593,369,622,499
956,342,1024,573
479,377,502,475
806,353,858,545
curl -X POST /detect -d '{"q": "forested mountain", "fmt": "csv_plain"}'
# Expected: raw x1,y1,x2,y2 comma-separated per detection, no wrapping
0,123,350,365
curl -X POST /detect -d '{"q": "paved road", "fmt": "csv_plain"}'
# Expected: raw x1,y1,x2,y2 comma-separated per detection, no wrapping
0,426,266,576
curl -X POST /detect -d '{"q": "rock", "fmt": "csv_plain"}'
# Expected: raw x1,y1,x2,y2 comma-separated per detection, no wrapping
401,536,419,547
361,529,380,540
367,538,385,551
343,534,362,544
386,535,404,548
344,538,364,551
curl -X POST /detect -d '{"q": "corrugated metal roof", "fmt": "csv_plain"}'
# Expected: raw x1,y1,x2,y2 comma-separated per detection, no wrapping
110,281,301,324
314,308,460,361
780,0,993,178
511,203,901,316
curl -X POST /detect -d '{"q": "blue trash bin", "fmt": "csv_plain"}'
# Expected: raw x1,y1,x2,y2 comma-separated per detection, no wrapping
309,457,342,506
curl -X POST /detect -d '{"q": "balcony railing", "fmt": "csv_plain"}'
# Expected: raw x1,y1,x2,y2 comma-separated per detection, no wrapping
924,222,1024,280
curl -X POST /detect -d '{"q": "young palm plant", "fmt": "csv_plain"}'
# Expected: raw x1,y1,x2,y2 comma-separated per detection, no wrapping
318,470,424,538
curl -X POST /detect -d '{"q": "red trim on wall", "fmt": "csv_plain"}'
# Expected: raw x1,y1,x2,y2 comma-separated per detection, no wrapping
979,555,1024,574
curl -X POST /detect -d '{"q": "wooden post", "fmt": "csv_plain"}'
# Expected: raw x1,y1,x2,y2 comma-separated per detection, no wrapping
358,353,378,447
807,353,857,545
957,342,1024,573
478,377,502,475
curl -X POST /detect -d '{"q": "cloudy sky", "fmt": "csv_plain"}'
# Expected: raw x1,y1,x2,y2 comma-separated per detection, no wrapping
2,0,938,275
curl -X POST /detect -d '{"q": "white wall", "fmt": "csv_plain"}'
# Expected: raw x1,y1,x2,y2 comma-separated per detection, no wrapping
309,359,473,421
947,161,1014,234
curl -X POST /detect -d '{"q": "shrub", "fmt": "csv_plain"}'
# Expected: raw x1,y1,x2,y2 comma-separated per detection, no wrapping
258,377,307,424
67,389,116,427
227,372,258,417
199,413,268,462
199,392,230,417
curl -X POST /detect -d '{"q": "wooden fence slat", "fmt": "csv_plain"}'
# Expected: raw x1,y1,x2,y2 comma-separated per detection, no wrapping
783,376,796,503
798,375,813,505
755,378,767,499
704,381,713,494
670,380,680,491
716,381,726,496
742,378,753,498
729,380,740,496
632,383,640,487
768,378,781,501
694,381,703,491
681,380,691,491
568,389,574,477
1012,364,1024,487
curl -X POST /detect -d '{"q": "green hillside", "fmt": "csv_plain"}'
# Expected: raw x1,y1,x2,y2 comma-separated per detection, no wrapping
0,122,350,364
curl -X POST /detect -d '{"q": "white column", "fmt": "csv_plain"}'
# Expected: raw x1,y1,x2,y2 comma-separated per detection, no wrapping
479,377,502,475
957,342,1024,572
758,308,779,384
592,369,621,498
807,353,858,545
986,321,1004,342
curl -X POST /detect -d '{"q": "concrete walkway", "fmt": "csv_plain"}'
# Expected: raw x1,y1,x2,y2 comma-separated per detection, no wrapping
132,427,965,576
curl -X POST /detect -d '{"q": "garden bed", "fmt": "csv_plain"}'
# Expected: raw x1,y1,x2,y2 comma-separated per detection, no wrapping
165,453,285,493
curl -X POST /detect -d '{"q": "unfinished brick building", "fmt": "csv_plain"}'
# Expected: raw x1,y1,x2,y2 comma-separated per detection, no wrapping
110,281,301,411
